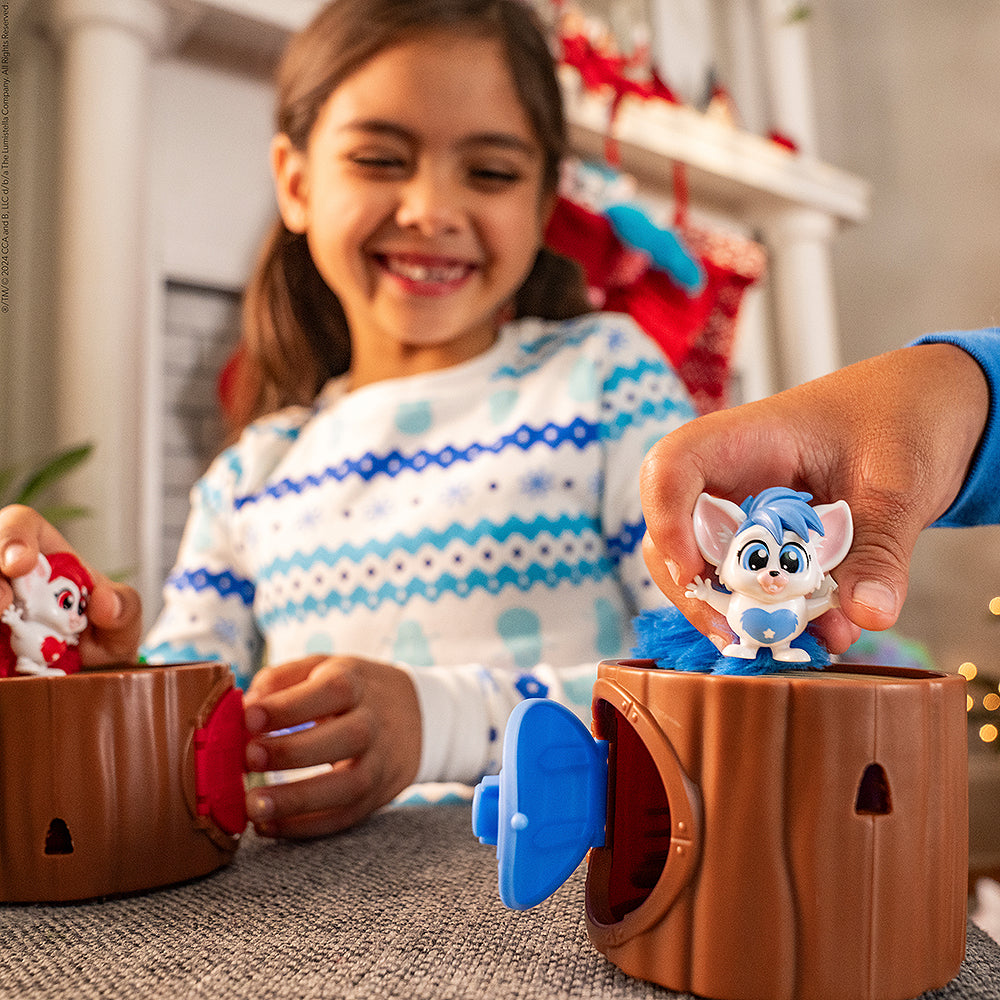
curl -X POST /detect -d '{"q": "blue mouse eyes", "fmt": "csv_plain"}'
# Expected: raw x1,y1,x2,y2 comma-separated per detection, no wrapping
740,542,770,572
739,541,808,574
779,543,806,574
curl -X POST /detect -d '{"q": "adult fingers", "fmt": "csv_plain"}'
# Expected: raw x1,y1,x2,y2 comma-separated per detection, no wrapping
640,407,812,586
0,506,72,579
808,606,863,656
640,533,732,649
831,520,919,635
0,505,142,663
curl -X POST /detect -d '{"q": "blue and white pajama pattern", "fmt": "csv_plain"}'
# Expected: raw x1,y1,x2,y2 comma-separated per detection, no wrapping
141,313,696,785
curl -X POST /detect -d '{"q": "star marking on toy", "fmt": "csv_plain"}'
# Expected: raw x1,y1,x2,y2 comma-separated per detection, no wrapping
763,628,776,640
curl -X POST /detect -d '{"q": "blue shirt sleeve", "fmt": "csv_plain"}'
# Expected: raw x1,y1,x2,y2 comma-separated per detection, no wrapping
909,328,1000,527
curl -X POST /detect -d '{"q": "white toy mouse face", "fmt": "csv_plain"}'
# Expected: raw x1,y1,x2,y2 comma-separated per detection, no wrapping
12,555,90,637
692,489,854,603
48,581,88,635
722,526,823,601
688,488,854,663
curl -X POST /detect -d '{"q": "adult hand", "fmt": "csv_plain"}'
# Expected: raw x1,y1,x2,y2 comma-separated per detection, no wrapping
243,654,422,838
0,504,143,664
640,343,990,653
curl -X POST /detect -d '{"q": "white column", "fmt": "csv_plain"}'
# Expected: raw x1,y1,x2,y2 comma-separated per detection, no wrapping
757,0,817,155
48,0,168,573
762,206,840,388
716,0,768,136
647,0,715,106
6,14,60,464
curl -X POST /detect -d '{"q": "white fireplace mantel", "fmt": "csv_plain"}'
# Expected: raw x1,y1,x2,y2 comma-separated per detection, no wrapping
9,0,868,615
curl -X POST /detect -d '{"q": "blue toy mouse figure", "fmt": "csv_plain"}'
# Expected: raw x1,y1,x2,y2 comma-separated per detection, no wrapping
687,488,853,663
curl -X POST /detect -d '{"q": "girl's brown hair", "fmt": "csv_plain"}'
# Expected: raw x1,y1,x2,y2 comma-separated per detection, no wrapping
231,0,591,432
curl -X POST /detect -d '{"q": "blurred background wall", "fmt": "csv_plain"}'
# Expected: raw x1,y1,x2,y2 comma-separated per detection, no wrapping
809,1,1000,680
5,0,1000,680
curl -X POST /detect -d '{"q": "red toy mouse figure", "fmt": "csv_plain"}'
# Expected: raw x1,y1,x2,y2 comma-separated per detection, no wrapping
1,552,93,677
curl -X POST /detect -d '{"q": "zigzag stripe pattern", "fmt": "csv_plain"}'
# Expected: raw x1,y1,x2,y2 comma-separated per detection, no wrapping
233,417,600,509
603,396,690,441
494,342,670,386
519,321,601,354
602,356,673,393
606,518,646,561
255,512,603,579
255,557,615,631
492,323,602,376
166,567,256,606
165,522,647,607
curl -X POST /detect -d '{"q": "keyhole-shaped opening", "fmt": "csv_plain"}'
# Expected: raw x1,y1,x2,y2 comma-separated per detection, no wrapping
855,763,892,815
44,818,74,855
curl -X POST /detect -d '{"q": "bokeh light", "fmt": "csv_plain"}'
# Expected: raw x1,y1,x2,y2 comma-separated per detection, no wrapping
958,662,978,681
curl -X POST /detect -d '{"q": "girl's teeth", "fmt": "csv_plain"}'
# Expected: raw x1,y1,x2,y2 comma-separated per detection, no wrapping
389,258,466,283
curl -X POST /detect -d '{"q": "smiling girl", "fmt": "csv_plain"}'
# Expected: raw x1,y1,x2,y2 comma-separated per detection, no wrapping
1,0,696,837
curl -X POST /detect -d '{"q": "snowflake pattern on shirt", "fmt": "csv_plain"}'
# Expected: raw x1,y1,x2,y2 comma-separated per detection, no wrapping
141,313,695,783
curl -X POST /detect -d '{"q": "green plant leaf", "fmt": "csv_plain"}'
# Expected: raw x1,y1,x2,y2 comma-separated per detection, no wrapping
35,504,92,526
0,465,18,505
15,444,94,506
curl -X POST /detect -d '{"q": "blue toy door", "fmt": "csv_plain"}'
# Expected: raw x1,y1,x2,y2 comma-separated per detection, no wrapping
472,699,608,910
474,684,703,925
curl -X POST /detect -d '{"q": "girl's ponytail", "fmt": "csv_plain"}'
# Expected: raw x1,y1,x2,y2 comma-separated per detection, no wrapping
515,245,592,323
230,221,351,433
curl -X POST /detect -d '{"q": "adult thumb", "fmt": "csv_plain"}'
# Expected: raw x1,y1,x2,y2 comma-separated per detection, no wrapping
836,531,915,634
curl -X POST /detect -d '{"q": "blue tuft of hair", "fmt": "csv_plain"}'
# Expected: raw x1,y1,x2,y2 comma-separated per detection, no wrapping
631,606,830,675
739,487,824,546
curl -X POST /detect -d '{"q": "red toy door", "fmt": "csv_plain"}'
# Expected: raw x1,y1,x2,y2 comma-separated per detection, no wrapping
194,685,248,837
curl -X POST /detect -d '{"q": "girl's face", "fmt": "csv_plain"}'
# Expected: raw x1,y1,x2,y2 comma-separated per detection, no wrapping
273,31,553,387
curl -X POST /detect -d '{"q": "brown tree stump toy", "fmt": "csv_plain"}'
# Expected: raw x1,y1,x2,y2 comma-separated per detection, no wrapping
476,659,968,1000
590,660,968,1000
0,662,247,902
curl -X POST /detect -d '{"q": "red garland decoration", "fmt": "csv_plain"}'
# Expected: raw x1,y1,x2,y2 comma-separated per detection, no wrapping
559,30,680,165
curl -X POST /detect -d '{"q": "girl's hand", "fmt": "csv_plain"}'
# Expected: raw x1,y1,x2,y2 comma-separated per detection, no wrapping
243,655,422,838
640,343,990,654
0,504,143,664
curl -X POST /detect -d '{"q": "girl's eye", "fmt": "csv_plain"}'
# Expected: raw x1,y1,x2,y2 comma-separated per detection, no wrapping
779,543,807,574
347,151,409,174
740,542,770,573
468,164,522,190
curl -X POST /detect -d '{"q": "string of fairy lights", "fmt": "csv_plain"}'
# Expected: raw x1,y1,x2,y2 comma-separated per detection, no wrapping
959,596,1000,749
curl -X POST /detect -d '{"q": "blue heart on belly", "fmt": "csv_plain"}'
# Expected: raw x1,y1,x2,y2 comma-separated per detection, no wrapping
740,607,799,643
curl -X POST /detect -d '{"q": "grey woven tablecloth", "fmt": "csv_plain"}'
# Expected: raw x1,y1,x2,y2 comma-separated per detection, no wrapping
1,803,998,1000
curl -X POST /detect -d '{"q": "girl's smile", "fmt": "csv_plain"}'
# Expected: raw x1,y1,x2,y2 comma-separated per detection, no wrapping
272,30,552,388
374,252,479,297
